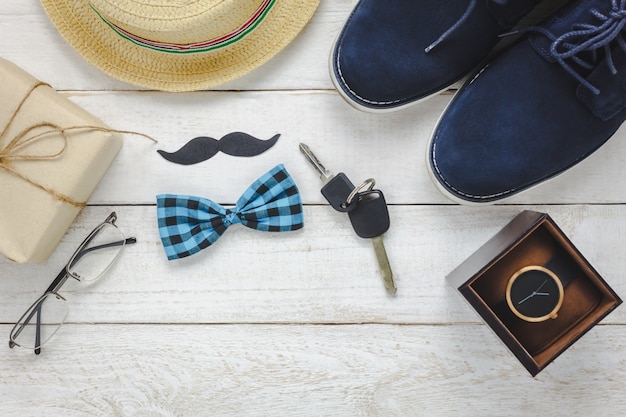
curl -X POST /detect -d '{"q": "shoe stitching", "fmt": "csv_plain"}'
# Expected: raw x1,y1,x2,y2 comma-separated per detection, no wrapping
551,1,626,95
430,138,518,201
467,64,489,86
334,45,403,106
429,0,624,202
516,0,626,95
430,64,516,201
332,0,493,108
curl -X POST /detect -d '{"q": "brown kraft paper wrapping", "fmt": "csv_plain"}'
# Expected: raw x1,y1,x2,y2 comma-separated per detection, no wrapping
0,57,122,263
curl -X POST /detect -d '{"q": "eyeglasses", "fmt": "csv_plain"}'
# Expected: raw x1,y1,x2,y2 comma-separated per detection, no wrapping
9,212,135,355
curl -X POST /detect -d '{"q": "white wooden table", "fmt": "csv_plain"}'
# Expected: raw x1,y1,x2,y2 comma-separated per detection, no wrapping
2,1,626,416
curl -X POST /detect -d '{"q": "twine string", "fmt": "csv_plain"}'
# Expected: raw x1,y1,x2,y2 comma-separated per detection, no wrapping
0,82,157,208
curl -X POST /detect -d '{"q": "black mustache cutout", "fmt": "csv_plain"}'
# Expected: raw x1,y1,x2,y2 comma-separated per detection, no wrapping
157,132,280,165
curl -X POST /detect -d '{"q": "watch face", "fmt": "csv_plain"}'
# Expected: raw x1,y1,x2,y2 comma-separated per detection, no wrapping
506,266,564,322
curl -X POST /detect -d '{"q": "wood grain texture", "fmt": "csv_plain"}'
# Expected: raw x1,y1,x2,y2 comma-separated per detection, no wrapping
59,89,626,206
1,206,625,325
2,0,626,416
1,324,625,417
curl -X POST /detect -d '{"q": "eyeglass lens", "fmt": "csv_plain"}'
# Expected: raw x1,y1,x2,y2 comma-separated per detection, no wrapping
10,293,69,350
67,222,126,282
10,214,130,352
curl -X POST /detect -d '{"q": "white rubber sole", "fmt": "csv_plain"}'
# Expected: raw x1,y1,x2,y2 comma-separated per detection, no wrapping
424,71,575,206
328,36,458,114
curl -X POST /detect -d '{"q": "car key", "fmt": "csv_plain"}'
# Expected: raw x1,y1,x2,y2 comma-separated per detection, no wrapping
299,143,397,295
299,143,358,213
345,185,396,295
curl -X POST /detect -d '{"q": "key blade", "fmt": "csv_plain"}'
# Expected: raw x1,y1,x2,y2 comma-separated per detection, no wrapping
299,143,333,184
372,236,397,296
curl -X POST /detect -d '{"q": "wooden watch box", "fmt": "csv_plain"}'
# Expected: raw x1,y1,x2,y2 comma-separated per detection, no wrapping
447,210,622,376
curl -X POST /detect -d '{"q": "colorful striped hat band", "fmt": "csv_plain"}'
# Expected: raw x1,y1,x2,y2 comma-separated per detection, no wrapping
90,0,276,54
39,0,320,91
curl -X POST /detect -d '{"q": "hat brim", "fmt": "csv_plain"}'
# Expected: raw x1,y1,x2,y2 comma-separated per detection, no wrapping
40,0,320,92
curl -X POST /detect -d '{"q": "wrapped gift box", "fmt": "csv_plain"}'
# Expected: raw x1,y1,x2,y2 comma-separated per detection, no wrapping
447,210,622,376
0,58,122,263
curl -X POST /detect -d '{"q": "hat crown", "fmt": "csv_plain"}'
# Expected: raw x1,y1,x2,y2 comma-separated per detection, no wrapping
41,0,320,91
90,0,266,45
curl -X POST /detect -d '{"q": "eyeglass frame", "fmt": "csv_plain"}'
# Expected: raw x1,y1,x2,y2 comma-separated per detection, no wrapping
8,211,136,355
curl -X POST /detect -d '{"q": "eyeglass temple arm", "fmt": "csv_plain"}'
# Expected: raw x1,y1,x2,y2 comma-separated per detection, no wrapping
10,291,49,354
10,214,132,354
12,264,69,350
67,211,123,261
11,236,136,354
11,265,68,340
34,306,42,355
71,237,137,265
12,237,136,349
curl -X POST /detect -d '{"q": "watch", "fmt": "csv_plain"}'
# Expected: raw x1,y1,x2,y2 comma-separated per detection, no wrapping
505,265,564,322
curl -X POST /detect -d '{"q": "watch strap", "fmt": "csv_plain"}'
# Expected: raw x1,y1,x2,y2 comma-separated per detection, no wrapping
544,255,577,288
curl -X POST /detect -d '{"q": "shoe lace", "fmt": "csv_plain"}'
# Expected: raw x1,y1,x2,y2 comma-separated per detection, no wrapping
425,0,519,53
425,0,477,53
514,0,626,94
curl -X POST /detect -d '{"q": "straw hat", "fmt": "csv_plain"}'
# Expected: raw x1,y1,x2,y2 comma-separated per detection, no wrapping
39,0,320,91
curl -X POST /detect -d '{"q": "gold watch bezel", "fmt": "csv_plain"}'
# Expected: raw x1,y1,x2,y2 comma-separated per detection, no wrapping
505,265,564,323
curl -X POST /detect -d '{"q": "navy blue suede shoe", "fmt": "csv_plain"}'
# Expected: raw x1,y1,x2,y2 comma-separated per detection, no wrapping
428,0,626,204
330,0,543,112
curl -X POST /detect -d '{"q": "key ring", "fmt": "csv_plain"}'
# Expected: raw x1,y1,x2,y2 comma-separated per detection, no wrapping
341,178,376,208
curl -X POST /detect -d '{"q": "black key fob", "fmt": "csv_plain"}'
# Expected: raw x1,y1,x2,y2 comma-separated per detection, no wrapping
347,190,390,239
321,172,358,213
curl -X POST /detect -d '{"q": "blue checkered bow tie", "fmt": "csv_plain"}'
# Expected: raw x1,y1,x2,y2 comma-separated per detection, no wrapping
156,164,304,260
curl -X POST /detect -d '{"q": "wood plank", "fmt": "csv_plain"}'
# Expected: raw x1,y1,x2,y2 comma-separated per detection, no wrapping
2,2,626,416
56,90,626,206
0,323,624,417
1,205,624,324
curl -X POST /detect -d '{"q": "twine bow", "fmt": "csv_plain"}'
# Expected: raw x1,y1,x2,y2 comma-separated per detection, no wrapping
0,82,156,207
